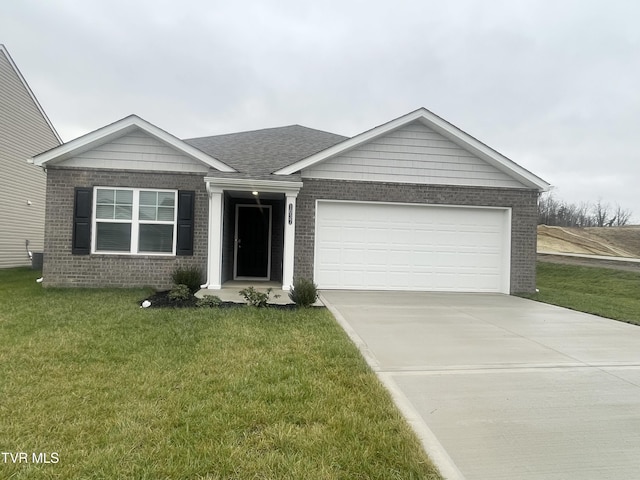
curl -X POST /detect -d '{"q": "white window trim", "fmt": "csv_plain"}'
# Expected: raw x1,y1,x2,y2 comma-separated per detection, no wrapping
91,187,178,256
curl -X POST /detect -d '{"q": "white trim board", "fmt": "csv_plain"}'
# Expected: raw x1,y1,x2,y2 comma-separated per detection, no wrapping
234,204,273,281
31,115,236,172
275,107,550,192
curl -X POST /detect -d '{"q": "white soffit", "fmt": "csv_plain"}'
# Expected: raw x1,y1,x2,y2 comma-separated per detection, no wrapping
204,176,303,194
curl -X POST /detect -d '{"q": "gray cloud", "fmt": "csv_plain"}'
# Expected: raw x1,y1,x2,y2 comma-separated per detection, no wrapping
3,0,639,219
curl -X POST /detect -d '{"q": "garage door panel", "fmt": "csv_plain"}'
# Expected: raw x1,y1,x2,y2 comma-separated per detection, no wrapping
365,254,390,268
411,250,434,260
319,247,341,266
315,201,510,293
387,251,411,265
475,255,501,268
343,227,366,242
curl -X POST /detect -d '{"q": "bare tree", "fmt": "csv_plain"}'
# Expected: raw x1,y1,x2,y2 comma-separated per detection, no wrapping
538,194,631,227
614,204,632,226
593,199,611,227
575,201,592,227
538,192,560,225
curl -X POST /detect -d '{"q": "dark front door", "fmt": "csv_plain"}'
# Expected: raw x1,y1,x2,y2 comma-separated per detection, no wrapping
234,205,272,279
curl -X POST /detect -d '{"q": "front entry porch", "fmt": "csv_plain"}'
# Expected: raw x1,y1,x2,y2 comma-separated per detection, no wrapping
195,280,288,305
200,177,302,291
196,280,324,306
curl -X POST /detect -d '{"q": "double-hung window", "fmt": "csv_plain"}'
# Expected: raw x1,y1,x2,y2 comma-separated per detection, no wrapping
93,188,177,254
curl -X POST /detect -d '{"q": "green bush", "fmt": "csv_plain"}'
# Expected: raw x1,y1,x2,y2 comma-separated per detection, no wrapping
171,267,202,293
239,286,279,308
288,278,318,308
168,284,192,303
196,295,222,308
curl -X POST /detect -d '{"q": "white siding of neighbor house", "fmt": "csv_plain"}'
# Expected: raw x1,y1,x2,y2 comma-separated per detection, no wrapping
59,132,210,173
302,121,526,188
0,47,60,268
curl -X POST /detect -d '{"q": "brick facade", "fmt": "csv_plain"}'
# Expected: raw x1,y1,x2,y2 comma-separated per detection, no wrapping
43,167,209,289
43,169,539,293
294,179,539,293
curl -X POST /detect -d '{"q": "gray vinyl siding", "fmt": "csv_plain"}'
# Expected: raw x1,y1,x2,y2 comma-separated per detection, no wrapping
301,121,525,189
60,132,210,173
0,48,60,268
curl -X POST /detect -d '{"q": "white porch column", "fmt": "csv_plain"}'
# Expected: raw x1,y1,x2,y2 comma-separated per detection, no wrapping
281,192,298,291
203,185,224,290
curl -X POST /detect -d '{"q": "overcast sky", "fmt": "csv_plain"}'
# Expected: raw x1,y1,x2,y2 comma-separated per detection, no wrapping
3,0,639,221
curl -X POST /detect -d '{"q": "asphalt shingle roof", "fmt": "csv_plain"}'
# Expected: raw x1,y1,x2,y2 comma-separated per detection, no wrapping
184,125,348,176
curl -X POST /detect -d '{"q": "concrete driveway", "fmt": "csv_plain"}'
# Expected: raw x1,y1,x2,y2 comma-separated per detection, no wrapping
320,291,640,480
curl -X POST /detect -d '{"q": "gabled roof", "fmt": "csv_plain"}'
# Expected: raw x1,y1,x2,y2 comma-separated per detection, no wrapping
0,44,62,144
32,115,236,172
274,107,551,191
185,125,347,176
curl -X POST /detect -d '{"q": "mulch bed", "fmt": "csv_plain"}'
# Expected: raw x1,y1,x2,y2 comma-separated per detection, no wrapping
139,290,300,310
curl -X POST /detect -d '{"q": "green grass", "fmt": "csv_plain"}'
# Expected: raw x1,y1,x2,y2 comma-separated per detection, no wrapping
520,262,640,325
0,268,441,479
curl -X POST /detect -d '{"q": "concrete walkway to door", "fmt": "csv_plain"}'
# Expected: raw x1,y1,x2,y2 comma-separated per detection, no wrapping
320,290,640,480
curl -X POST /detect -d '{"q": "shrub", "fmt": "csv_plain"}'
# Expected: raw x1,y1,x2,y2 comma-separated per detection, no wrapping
171,267,202,294
238,286,279,308
168,284,192,303
196,295,222,308
288,278,319,308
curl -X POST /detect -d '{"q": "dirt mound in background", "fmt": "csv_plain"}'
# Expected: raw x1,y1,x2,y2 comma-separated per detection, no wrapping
537,225,640,258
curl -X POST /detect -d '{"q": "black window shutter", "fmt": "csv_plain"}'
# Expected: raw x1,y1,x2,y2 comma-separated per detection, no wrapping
72,187,92,255
176,190,195,256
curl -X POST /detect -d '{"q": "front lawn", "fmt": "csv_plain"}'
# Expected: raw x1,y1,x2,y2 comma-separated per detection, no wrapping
0,268,441,479
520,262,640,325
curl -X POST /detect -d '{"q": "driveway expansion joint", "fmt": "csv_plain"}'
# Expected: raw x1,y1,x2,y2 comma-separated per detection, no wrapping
379,363,640,375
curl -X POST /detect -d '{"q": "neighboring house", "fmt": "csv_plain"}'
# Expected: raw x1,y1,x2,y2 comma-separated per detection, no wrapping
0,45,62,268
32,108,550,293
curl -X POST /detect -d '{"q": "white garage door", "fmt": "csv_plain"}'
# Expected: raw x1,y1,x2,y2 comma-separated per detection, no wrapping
314,201,511,293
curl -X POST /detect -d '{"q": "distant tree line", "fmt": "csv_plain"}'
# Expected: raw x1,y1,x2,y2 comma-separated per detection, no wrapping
538,193,632,227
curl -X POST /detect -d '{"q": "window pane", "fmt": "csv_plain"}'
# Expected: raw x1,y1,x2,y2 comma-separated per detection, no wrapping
158,192,175,207
116,190,133,204
139,206,156,221
157,206,174,221
115,205,132,220
96,205,114,219
139,224,173,253
96,223,131,251
97,188,132,222
139,191,157,206
96,189,115,204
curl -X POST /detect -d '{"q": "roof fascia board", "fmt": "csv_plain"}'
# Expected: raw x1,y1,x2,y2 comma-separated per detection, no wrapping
204,176,303,193
414,111,550,191
0,44,62,144
275,107,550,192
273,110,426,176
32,115,237,172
